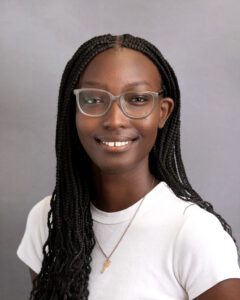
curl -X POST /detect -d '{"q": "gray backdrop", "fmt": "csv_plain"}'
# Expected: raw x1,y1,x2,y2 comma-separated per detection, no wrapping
1,0,239,299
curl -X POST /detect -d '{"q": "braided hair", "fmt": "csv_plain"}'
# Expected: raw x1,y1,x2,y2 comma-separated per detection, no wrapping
30,34,235,299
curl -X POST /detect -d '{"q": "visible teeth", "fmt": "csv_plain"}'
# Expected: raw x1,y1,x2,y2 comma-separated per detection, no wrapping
101,141,130,147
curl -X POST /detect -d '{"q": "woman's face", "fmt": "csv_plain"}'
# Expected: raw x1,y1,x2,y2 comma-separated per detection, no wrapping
75,48,174,174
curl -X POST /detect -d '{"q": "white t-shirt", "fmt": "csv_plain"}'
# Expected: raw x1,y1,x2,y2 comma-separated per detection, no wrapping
17,182,240,299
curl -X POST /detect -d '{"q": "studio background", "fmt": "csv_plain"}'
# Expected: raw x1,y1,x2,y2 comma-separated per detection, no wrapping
1,1,239,299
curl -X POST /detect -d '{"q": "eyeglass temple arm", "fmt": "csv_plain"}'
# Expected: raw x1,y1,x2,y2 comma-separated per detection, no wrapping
159,86,167,97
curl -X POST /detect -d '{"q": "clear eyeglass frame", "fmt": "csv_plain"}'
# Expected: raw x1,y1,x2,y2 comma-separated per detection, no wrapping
73,88,164,119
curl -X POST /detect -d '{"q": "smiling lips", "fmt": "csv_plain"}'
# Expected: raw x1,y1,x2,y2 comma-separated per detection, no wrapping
95,137,137,150
101,141,130,147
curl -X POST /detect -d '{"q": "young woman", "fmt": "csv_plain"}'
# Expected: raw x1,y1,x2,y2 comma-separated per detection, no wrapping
17,34,240,299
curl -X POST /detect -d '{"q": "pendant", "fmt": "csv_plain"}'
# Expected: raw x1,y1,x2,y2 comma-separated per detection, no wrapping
101,259,111,273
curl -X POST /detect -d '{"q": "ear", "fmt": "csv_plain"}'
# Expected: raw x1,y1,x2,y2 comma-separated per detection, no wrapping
158,97,174,128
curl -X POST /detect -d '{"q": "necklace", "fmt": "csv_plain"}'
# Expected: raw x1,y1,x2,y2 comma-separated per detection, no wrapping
94,177,155,273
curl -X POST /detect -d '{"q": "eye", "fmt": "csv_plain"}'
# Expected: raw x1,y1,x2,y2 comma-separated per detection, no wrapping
83,96,103,105
131,96,147,102
126,94,151,105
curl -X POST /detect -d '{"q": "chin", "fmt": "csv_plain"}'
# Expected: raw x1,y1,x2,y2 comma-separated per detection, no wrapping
96,163,134,175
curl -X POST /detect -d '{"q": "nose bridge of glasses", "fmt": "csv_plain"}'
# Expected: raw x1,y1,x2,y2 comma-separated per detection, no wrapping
110,93,123,102
105,93,127,118
108,93,124,110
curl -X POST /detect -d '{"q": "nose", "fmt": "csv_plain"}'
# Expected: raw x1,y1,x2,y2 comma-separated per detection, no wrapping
102,100,129,129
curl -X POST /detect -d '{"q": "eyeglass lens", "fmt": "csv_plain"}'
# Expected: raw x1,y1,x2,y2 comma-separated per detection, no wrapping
77,90,155,118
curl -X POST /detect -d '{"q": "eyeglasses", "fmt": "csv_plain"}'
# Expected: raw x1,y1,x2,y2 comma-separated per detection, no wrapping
73,88,164,119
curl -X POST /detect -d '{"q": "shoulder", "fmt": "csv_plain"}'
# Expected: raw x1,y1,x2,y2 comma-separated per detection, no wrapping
23,194,52,238
146,183,240,298
173,197,238,265
171,198,240,299
176,203,234,249
158,182,234,240
150,182,209,226
179,202,222,231
29,195,52,215
17,195,52,273
26,195,52,231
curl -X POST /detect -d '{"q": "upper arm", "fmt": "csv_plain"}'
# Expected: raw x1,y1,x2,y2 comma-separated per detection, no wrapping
194,279,240,300
174,207,240,299
17,196,51,276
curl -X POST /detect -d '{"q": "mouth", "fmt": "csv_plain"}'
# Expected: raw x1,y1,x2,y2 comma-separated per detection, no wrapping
101,140,131,147
95,137,138,152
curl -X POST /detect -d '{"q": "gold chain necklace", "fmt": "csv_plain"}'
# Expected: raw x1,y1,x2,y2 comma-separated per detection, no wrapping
94,177,155,273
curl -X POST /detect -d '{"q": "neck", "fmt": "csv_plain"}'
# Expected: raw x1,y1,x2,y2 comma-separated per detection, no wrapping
91,163,158,212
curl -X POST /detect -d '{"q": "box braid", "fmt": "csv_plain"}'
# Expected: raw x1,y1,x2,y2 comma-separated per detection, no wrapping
30,34,235,299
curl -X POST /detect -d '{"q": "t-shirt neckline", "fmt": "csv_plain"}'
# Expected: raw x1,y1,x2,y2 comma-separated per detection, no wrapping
90,181,166,224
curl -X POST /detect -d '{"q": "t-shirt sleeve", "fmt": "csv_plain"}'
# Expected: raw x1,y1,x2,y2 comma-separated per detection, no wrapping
173,205,240,300
16,196,51,274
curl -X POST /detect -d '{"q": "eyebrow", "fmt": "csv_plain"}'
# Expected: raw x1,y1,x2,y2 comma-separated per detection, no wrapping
81,80,152,89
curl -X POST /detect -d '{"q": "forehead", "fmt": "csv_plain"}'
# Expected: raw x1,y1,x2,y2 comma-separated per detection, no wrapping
78,48,161,90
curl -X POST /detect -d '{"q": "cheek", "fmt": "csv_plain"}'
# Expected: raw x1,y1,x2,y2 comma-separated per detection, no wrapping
141,111,160,139
75,113,101,159
144,126,158,151
136,119,159,153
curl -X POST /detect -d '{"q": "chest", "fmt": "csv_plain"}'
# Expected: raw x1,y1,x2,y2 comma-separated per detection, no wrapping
88,215,188,300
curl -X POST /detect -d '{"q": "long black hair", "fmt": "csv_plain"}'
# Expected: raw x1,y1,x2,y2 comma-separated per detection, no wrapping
30,33,234,299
